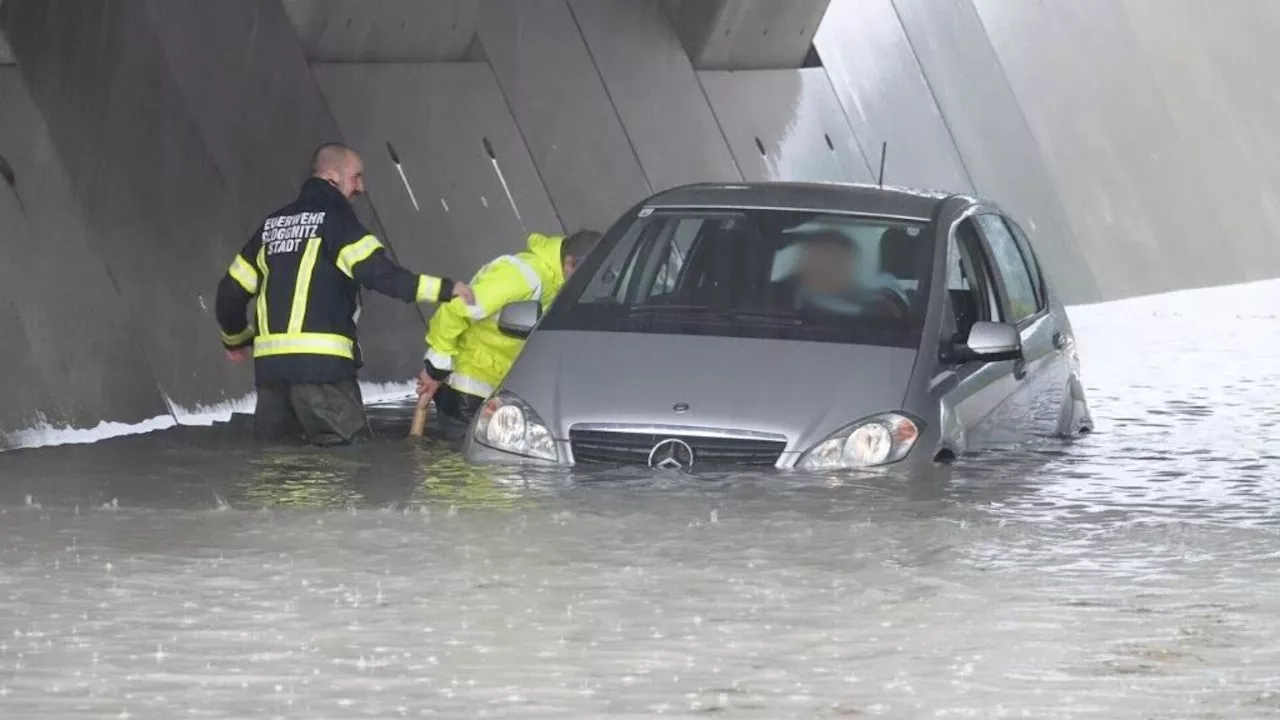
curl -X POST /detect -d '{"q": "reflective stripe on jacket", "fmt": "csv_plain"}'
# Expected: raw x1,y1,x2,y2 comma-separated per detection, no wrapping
424,233,565,397
215,177,457,385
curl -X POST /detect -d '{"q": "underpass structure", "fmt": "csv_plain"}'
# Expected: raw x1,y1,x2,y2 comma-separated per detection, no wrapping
0,0,1271,445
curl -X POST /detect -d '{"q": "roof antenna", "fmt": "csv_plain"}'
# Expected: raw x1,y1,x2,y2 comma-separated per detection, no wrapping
877,141,887,188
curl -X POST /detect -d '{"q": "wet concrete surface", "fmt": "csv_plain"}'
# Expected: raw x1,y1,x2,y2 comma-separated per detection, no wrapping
2,284,1280,718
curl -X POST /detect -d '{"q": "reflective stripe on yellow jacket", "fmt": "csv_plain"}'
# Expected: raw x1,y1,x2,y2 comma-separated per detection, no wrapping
424,233,565,397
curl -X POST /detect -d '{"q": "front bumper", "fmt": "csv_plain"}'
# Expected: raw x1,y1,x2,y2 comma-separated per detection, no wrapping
461,416,938,473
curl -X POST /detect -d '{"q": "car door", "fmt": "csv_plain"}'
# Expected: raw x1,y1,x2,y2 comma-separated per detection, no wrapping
1005,215,1072,435
932,215,1025,452
972,212,1061,440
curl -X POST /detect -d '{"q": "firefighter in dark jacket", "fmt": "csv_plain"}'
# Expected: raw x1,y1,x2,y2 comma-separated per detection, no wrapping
215,143,473,446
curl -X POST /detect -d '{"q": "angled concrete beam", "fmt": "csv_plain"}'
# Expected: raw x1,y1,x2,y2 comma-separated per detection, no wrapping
664,0,831,70
282,0,482,62
0,25,12,64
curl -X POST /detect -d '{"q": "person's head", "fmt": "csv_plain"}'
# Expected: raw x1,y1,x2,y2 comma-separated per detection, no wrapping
310,143,365,200
798,230,859,295
560,228,602,278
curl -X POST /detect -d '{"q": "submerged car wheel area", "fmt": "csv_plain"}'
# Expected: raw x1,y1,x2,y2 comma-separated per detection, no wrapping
462,181,1093,472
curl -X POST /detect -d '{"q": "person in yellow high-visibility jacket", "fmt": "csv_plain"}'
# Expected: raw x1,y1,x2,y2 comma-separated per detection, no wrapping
417,229,602,434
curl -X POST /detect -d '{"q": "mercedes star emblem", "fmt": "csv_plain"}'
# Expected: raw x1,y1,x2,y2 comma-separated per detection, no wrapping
647,438,695,470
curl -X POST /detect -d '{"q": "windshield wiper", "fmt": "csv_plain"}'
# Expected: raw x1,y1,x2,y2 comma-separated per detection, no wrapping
627,304,710,315
627,305,802,326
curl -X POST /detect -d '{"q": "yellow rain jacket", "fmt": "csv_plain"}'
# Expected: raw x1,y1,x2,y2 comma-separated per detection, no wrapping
423,233,566,398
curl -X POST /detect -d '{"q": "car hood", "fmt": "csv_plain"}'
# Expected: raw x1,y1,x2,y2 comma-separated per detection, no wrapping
507,330,919,451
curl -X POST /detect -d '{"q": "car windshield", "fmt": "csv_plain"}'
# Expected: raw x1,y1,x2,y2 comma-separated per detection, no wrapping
539,207,935,348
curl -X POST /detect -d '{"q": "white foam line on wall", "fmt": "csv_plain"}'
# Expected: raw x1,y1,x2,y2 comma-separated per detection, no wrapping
3,415,178,452
1,380,418,452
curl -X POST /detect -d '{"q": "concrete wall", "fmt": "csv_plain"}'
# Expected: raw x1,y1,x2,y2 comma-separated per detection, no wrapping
4,0,1280,443
699,68,873,184
811,0,1280,301
0,68,171,445
816,0,970,193
0,0,340,420
885,0,1099,301
968,0,1231,299
568,0,740,191
310,60,563,360
477,0,654,234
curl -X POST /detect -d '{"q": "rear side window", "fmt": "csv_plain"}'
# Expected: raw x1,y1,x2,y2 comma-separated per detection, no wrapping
976,214,1042,324
1006,218,1046,307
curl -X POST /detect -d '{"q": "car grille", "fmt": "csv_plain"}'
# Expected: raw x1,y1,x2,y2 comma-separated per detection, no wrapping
569,428,787,467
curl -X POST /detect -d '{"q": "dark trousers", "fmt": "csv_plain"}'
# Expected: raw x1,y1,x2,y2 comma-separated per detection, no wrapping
255,379,371,446
433,384,486,442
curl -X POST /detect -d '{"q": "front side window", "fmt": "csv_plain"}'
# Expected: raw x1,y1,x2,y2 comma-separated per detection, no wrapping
540,207,936,348
975,214,1041,324
946,219,998,339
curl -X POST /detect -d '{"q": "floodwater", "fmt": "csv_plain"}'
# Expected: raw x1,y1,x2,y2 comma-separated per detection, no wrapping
2,283,1280,719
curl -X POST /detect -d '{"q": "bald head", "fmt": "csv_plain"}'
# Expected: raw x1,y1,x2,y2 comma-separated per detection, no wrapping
311,143,352,175
310,143,365,200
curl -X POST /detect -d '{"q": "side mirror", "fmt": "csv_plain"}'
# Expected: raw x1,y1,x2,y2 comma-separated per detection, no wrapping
961,321,1022,363
497,299,542,339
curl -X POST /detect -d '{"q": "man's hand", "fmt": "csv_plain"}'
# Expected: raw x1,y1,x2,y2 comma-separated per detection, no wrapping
409,369,441,438
416,369,441,399
452,281,475,305
226,348,250,363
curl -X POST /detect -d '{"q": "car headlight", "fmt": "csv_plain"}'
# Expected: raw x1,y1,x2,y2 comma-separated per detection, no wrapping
798,413,920,469
472,391,558,461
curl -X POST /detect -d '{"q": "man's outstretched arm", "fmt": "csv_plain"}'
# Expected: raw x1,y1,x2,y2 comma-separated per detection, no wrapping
334,232,472,305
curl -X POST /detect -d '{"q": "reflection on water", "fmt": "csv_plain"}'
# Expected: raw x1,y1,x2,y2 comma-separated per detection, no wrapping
2,289,1280,718
224,438,534,512
232,449,375,509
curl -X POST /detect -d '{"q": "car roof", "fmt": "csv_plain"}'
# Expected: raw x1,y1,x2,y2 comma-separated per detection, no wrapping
641,181,975,222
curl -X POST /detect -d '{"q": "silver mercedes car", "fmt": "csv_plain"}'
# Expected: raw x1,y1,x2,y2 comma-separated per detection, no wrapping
461,182,1094,473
